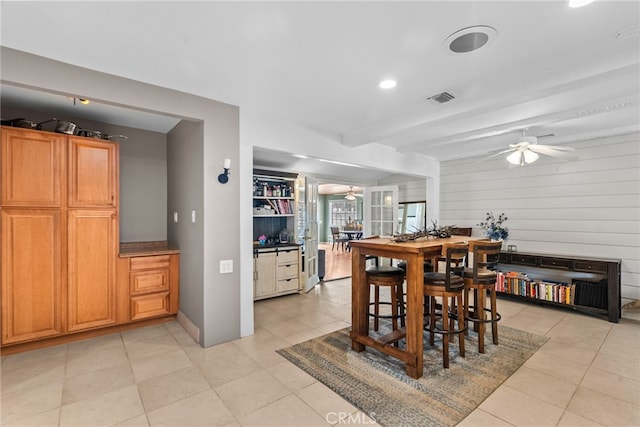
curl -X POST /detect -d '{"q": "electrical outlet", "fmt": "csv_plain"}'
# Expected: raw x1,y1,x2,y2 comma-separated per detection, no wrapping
173,212,178,223
191,210,196,223
220,259,233,274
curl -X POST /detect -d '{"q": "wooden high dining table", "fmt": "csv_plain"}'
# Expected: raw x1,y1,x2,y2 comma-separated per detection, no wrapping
349,235,475,379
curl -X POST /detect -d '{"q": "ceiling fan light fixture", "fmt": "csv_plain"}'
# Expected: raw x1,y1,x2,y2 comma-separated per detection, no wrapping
506,151,523,165
345,194,356,201
523,149,539,164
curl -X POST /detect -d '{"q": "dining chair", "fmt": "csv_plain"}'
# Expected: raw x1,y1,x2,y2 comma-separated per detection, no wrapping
330,226,348,251
423,244,469,368
463,240,503,353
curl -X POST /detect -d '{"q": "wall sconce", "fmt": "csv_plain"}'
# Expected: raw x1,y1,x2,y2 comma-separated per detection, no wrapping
218,158,231,184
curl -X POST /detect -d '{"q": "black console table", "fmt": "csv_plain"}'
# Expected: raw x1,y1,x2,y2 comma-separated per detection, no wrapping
497,251,621,323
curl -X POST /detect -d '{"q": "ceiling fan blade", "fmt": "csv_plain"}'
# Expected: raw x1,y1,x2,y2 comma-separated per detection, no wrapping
532,144,575,152
486,148,517,158
471,148,516,165
529,145,576,158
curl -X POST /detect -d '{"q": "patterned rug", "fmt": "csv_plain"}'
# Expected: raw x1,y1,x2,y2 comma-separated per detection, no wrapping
277,325,548,427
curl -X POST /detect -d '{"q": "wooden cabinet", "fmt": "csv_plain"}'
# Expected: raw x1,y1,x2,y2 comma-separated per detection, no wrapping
68,137,118,208
1,127,64,207
117,248,180,322
67,210,118,332
1,126,121,347
496,251,621,322
1,209,62,344
254,250,277,298
253,246,301,300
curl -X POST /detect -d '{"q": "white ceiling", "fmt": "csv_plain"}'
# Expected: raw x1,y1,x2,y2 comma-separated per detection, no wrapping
1,1,639,181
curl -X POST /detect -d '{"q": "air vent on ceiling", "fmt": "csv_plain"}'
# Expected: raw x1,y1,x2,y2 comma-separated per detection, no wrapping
427,92,455,103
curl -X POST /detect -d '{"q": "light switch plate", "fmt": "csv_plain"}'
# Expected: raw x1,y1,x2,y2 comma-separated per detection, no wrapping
220,259,233,274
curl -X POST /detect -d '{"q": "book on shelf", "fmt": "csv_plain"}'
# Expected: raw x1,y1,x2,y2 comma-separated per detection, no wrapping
495,271,575,305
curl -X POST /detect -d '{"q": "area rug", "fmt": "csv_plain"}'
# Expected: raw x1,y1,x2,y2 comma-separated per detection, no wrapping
277,325,548,427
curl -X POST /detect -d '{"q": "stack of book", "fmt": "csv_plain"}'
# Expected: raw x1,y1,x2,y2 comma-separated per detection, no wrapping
265,199,293,214
495,271,576,305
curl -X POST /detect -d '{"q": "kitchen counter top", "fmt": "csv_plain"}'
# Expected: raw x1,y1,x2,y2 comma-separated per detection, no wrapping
119,241,180,257
253,242,302,250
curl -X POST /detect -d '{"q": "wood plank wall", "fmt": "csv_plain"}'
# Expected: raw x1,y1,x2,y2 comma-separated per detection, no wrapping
439,133,640,303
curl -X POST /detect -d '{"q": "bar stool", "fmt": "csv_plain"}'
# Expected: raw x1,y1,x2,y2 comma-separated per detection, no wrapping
463,240,503,353
423,244,468,368
366,265,406,333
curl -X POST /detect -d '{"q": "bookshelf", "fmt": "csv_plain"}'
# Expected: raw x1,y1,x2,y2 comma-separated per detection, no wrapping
252,169,297,242
496,251,621,323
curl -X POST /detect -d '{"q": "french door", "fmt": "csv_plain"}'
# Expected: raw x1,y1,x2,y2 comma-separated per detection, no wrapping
363,185,398,238
302,176,319,292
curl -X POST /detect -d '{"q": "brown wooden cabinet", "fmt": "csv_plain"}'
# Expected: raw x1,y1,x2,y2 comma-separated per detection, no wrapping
1,209,63,344
1,127,64,207
68,137,118,208
497,251,621,322
1,126,121,347
117,247,179,322
67,209,118,332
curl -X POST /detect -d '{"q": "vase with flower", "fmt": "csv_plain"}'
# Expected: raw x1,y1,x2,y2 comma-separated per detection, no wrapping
478,212,509,241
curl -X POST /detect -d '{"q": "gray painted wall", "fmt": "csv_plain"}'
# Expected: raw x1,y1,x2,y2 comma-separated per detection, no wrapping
167,120,205,339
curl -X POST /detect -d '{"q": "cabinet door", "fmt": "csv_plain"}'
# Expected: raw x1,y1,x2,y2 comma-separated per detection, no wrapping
1,127,64,207
1,209,62,344
254,251,276,298
68,137,118,208
67,209,117,331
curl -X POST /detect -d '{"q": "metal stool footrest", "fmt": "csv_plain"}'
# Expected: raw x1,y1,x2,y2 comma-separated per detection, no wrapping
465,306,502,324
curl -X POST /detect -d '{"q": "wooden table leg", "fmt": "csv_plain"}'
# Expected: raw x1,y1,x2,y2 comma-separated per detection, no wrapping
351,247,368,352
404,253,424,378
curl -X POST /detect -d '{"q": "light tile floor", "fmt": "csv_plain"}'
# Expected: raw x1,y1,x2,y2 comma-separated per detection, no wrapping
2,278,639,426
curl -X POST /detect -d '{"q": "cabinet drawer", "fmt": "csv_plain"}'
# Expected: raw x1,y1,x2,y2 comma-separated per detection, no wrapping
130,292,170,321
508,254,538,266
540,258,571,270
130,255,171,271
574,261,608,274
130,270,169,295
277,248,299,264
277,277,299,293
277,263,298,279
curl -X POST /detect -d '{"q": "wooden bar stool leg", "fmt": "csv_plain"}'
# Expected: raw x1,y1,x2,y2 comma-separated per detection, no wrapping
391,286,398,331
473,288,480,332
374,286,380,331
429,296,436,347
463,287,470,337
442,296,450,368
397,284,406,328
457,293,465,358
490,287,499,344
478,287,487,354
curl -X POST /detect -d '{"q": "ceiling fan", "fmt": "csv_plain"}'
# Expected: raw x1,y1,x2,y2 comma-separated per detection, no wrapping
485,131,577,166
344,186,363,200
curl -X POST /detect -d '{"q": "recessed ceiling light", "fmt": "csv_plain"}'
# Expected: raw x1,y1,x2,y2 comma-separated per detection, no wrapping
379,79,397,89
443,26,497,54
569,0,595,7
